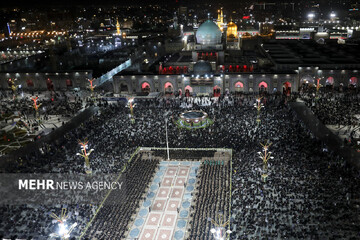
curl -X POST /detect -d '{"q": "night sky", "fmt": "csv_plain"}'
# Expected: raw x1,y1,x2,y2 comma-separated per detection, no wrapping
3,0,184,7
1,0,255,7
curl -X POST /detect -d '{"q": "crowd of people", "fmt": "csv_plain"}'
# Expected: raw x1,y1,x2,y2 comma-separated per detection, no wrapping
0,89,359,239
301,89,360,149
188,161,231,240
83,156,159,239
301,90,360,126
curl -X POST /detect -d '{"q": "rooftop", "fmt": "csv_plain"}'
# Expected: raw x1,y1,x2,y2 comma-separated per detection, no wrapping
262,40,360,68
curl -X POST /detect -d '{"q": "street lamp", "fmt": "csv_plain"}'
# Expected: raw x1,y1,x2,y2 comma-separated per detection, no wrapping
77,139,94,174
316,78,322,100
88,78,96,97
126,97,136,124
31,96,42,120
49,208,77,240
258,140,274,182
50,222,78,240
254,96,264,124
209,213,232,240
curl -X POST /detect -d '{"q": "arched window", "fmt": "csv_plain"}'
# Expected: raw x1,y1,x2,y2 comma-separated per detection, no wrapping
46,78,54,91
213,85,221,97
26,79,34,87
259,81,268,92
185,85,193,92
349,77,358,86
66,79,72,87
235,81,244,92
141,82,151,92
164,82,174,94
120,83,128,92
326,77,334,85
184,85,193,97
283,82,291,95
301,75,315,84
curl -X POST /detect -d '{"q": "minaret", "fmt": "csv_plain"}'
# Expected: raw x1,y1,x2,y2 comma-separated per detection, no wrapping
116,18,121,35
220,8,224,25
217,8,224,32
173,12,178,30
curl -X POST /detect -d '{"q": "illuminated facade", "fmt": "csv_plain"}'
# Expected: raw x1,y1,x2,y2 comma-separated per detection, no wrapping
227,21,238,39
0,71,92,91
226,21,239,49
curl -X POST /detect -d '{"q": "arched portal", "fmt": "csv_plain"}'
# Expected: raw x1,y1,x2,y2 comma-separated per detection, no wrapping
300,75,315,85
283,82,291,95
66,79,72,87
26,79,34,87
234,81,244,92
120,83,128,93
349,77,358,86
213,85,221,97
164,82,174,94
326,77,334,85
185,85,193,97
141,82,151,93
46,78,54,91
258,81,268,92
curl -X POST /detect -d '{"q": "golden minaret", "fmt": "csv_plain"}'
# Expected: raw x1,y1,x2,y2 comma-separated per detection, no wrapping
116,18,121,35
217,8,224,32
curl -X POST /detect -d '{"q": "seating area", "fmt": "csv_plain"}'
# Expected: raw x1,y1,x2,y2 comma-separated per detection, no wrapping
83,156,159,239
187,162,231,240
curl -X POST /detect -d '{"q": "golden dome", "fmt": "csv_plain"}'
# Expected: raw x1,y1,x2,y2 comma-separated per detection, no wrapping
227,21,238,38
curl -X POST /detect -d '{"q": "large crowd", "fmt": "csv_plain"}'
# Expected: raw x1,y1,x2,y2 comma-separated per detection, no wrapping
301,89,360,149
0,89,360,239
188,161,231,240
301,90,360,126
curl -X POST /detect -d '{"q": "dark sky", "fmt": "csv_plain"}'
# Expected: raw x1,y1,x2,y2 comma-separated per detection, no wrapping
2,0,191,7
1,0,238,7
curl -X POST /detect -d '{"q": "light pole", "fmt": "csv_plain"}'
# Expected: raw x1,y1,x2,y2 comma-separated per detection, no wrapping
209,213,232,240
165,117,170,160
257,140,274,182
76,139,94,174
49,208,77,240
254,96,264,124
315,76,323,101
31,96,42,120
88,78,96,98
127,97,136,124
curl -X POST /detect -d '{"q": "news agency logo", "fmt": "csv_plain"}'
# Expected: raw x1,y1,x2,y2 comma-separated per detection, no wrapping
18,179,123,190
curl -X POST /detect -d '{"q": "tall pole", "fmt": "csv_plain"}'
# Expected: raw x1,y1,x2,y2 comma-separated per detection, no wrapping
165,118,170,160
31,96,42,120
76,139,94,174
254,96,263,125
88,78,96,98
258,140,274,182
